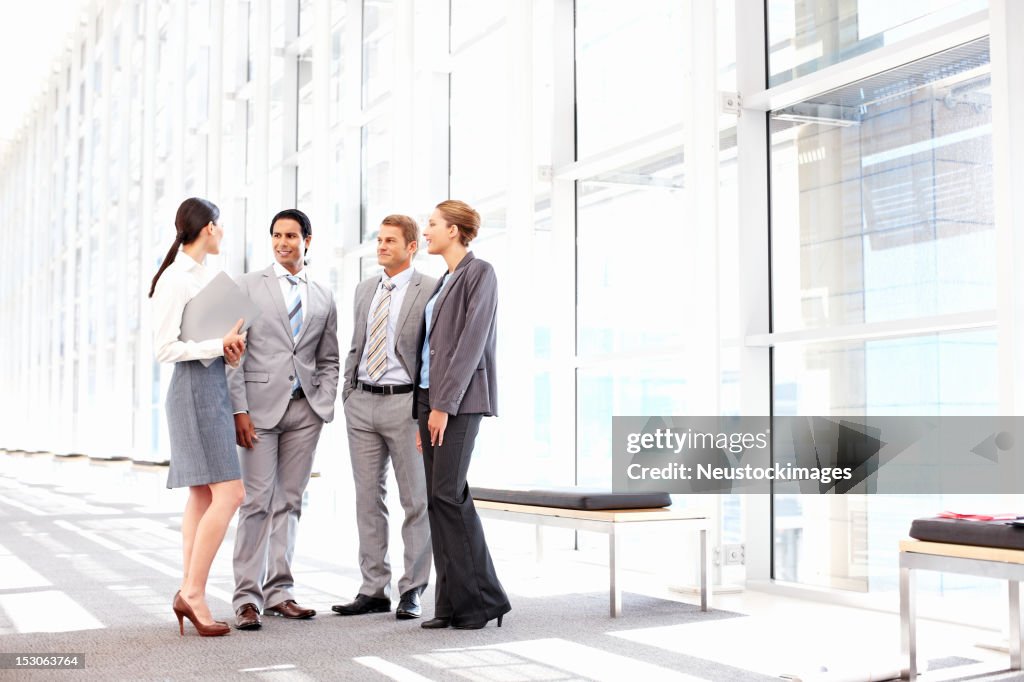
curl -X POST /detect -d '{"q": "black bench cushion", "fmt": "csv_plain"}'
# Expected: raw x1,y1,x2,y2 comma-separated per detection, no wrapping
909,517,1024,551
470,487,671,511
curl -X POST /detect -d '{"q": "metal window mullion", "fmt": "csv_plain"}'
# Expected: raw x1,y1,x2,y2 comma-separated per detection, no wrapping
736,0,772,584
251,0,272,251
991,0,1024,416
744,9,989,113
92,3,113,456
208,0,226,202
498,0,538,477
390,0,414,210
748,310,998,348
280,0,300,206
553,124,684,182
681,0,724,588
411,0,448,214
136,0,161,461
551,0,576,486
310,0,332,250
168,0,188,205
336,0,364,349
114,7,136,456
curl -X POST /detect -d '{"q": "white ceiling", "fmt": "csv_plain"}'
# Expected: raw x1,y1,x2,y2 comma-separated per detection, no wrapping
0,0,86,158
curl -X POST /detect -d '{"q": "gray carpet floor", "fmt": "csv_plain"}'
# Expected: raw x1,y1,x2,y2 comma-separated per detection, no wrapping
0,464,772,681
2,458,1023,681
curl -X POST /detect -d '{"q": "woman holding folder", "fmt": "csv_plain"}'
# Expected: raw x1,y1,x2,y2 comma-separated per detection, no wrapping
149,197,247,637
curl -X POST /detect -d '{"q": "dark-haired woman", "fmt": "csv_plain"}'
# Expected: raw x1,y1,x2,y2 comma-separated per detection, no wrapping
415,199,510,630
150,197,247,637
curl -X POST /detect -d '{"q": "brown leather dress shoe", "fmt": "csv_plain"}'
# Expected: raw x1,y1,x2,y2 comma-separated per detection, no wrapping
235,603,262,630
265,600,316,619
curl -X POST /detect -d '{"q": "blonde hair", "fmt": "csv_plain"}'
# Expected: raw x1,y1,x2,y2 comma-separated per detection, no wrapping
435,200,480,246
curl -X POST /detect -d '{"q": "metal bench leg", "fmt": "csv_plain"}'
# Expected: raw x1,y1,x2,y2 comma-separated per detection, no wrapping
900,562,917,680
1011,580,1021,670
700,527,710,611
609,526,622,617
535,524,544,563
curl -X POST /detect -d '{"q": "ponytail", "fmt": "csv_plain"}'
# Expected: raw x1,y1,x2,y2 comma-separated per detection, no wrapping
148,197,221,298
148,236,182,298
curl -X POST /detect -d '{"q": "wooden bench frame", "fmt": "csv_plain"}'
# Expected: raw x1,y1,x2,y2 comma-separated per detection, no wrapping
475,500,711,617
900,539,1024,679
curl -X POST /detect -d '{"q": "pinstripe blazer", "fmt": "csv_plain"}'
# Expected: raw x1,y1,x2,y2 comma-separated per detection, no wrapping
414,252,498,418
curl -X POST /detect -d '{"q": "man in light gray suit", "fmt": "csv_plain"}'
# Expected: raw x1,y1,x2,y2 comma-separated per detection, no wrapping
227,209,339,631
332,214,435,620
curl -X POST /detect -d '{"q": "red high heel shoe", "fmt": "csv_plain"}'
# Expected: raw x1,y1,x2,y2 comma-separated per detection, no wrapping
172,591,230,637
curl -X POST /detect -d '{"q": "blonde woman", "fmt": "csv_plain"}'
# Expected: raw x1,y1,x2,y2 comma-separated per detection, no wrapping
414,199,510,630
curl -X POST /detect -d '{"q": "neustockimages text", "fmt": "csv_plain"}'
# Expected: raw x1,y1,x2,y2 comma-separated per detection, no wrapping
626,461,853,484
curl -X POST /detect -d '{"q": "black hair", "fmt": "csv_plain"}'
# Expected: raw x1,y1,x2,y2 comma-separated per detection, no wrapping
270,209,312,239
148,197,220,298
270,209,313,264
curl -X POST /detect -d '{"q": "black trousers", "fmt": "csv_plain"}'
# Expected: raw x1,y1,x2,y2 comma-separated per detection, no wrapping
417,390,510,623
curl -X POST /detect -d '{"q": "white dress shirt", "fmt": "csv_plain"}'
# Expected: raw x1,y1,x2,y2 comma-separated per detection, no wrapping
152,251,230,364
273,262,308,345
358,267,414,385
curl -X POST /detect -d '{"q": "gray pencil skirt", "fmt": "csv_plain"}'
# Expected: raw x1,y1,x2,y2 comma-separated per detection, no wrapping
165,358,241,489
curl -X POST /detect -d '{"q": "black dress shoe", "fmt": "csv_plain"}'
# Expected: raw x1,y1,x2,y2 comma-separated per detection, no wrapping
395,589,422,619
420,616,451,629
331,594,391,616
235,603,262,630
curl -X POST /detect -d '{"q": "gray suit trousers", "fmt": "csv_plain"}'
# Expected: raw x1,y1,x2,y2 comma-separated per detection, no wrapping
232,396,323,612
344,389,431,599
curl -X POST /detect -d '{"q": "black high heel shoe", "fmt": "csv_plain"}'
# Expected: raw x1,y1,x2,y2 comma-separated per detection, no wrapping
451,613,504,630
420,617,452,629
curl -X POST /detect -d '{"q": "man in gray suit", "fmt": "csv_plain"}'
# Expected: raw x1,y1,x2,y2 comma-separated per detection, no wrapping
227,209,340,630
332,214,435,620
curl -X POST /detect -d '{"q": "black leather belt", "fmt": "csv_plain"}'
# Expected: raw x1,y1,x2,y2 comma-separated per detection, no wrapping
290,386,305,400
357,381,414,395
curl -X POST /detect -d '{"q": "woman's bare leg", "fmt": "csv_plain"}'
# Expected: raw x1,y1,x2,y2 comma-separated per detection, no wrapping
180,479,245,624
180,485,212,592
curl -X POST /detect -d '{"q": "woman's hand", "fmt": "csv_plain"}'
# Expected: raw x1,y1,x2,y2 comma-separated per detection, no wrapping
223,318,246,367
427,409,449,447
416,429,422,453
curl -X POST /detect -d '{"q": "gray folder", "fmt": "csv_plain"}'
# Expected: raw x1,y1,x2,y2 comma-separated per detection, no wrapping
180,271,262,367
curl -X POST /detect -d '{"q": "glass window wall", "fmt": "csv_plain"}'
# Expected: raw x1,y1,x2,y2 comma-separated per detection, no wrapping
767,0,986,86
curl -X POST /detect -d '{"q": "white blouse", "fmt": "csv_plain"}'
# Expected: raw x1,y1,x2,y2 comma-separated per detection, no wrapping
151,251,234,366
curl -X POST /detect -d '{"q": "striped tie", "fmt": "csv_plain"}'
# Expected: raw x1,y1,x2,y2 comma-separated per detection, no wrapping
286,275,303,391
366,279,395,383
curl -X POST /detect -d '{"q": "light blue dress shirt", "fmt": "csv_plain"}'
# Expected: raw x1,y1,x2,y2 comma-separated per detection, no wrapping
419,273,449,389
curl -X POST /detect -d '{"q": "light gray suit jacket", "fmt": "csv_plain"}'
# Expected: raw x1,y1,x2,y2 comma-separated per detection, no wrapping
343,269,437,402
414,252,498,418
227,265,340,427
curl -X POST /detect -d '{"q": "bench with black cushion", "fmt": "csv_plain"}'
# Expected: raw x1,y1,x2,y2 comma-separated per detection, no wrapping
472,487,671,510
469,486,710,617
909,517,1024,550
900,517,1024,679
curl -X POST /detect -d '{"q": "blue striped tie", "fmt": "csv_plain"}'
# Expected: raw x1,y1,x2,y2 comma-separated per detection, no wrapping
286,275,303,391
